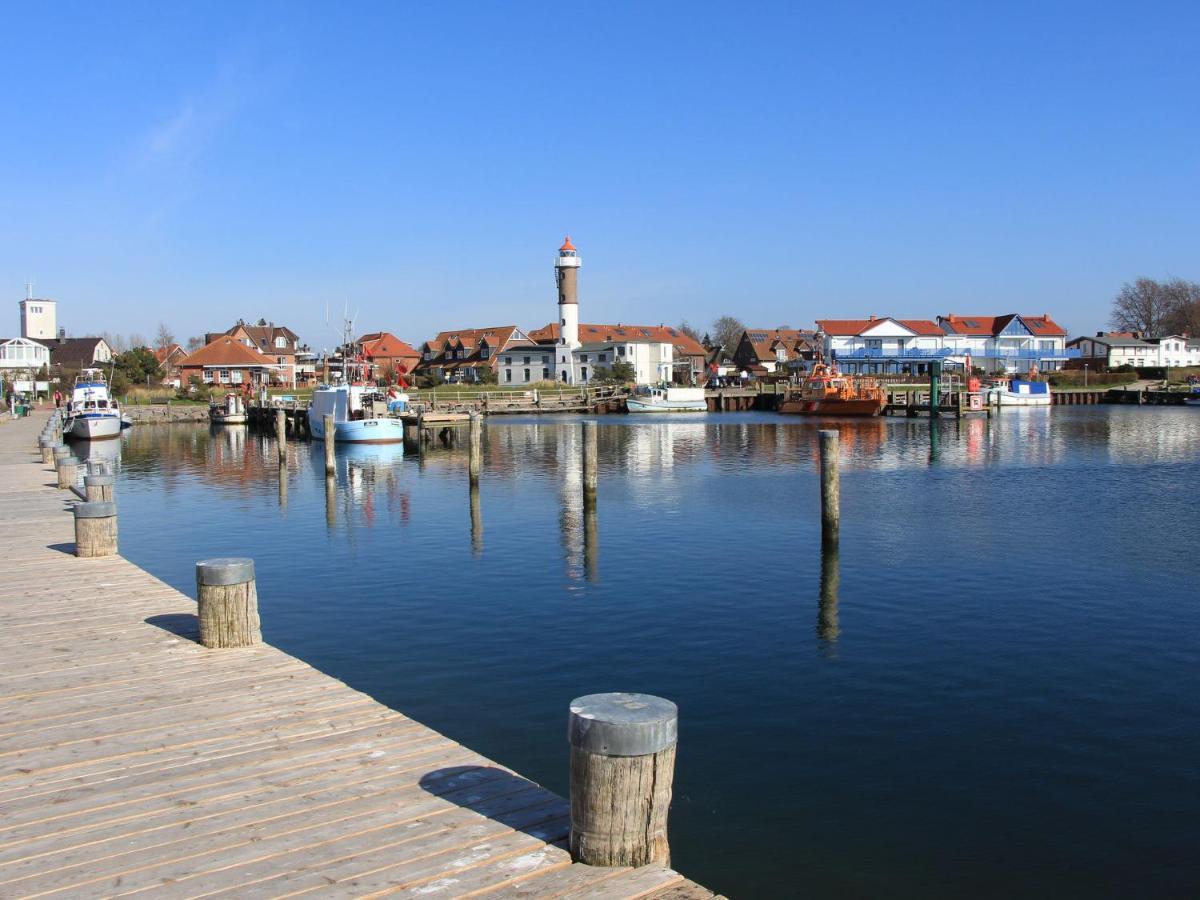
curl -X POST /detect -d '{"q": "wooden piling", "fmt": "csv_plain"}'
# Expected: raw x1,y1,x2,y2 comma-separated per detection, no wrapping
468,412,482,482
275,408,287,461
56,459,77,490
818,429,840,542
195,558,262,649
73,500,117,558
568,692,677,867
582,420,598,497
39,440,54,465
323,414,335,475
84,473,115,502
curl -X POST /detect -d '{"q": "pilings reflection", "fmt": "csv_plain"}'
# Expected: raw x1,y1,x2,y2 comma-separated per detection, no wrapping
325,474,336,529
817,540,840,645
583,495,598,583
469,483,483,556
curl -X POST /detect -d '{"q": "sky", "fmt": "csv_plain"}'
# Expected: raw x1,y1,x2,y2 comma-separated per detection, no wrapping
3,0,1198,350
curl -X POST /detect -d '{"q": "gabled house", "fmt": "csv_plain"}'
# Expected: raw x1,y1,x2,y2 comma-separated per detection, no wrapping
815,317,947,374
37,337,115,373
732,328,820,376
938,314,1072,371
416,326,534,383
519,322,707,385
206,319,303,386
154,343,188,387
177,336,288,390
0,337,52,377
1066,332,1199,370
356,332,421,381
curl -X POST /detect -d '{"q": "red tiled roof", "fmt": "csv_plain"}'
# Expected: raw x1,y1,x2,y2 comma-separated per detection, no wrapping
529,323,705,356
179,337,275,368
153,344,184,364
357,332,420,361
742,328,819,361
941,314,1067,337
815,318,944,336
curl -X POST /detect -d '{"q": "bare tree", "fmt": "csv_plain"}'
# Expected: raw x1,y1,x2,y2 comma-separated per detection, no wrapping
711,315,746,352
128,333,148,350
1161,278,1200,335
99,331,129,353
677,320,701,342
1110,277,1200,336
186,335,205,351
155,323,176,350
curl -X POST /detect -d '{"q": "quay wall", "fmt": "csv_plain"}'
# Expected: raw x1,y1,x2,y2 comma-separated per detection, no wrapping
124,404,210,424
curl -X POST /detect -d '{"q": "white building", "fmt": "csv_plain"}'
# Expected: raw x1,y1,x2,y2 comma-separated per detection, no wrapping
495,238,706,387
1067,333,1200,369
19,297,57,341
0,337,52,374
815,317,950,375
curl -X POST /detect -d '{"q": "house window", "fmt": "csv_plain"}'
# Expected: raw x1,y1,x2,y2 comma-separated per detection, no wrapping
219,369,230,383
504,356,512,365
542,367,550,380
561,355,566,363
203,371,215,383
581,367,588,381
523,356,530,365
580,354,588,363
424,350,432,360
231,370,243,384
617,346,626,357
523,368,530,382
599,353,607,362
274,336,286,348
505,369,512,383
542,355,549,364
481,348,490,358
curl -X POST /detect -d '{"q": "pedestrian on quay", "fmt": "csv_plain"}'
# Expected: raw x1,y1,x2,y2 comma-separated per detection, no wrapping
53,389,62,409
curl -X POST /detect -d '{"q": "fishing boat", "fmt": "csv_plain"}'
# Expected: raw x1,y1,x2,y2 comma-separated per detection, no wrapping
778,364,886,416
63,370,123,441
984,378,1051,407
209,391,248,424
1184,388,1200,407
308,383,408,443
626,385,708,413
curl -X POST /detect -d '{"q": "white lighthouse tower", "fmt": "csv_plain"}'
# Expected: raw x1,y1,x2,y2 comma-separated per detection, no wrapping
555,236,581,359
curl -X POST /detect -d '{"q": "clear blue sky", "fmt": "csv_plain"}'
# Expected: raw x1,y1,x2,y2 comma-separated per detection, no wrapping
4,1,1198,350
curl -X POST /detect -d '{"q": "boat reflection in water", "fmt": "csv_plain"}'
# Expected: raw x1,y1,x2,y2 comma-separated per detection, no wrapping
74,433,124,473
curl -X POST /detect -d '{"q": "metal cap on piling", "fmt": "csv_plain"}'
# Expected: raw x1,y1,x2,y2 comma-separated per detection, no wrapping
569,693,678,756
84,474,114,487
73,500,116,518
196,558,256,586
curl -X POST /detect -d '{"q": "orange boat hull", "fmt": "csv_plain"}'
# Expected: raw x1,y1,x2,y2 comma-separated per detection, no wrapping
778,397,885,416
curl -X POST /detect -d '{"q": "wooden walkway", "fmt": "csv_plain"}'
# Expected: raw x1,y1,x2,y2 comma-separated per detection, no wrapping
0,414,716,899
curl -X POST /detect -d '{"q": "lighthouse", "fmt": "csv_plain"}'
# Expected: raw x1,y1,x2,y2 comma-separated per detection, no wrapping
555,236,581,353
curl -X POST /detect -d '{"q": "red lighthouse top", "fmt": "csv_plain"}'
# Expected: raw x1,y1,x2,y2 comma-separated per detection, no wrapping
559,235,576,252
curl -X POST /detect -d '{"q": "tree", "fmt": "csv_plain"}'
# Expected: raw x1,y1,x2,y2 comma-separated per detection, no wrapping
1109,278,1173,335
711,316,746,352
1161,278,1200,336
593,360,637,384
128,333,148,350
186,335,205,351
99,332,129,354
155,323,175,350
677,320,701,342
113,347,162,392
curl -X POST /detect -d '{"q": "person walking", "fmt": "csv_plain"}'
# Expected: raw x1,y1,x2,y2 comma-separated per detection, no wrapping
53,389,62,409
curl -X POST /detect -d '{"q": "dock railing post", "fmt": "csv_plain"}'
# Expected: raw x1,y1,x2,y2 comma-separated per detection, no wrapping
195,558,262,649
582,420,598,498
56,456,77,490
73,501,117,558
818,429,840,544
323,414,335,475
568,693,677,867
275,408,287,461
84,473,115,502
468,412,482,483
39,437,54,465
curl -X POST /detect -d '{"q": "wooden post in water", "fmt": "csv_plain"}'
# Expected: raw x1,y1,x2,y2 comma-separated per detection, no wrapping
468,412,482,483
323,414,335,475
84,473,114,502
195,558,262,649
275,408,288,460
818,429,840,543
582,420,598,498
56,458,77,490
568,693,678,867
929,359,941,418
73,501,117,558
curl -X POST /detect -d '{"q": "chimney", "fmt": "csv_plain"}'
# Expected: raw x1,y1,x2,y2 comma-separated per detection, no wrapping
869,314,876,321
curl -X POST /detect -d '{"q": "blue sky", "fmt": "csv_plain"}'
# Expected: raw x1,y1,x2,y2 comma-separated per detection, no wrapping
4,1,1197,350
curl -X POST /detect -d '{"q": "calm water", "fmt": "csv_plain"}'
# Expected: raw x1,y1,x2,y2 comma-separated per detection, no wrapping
81,409,1199,898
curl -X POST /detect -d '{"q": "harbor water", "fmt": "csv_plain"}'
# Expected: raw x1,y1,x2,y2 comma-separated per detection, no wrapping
81,408,1200,898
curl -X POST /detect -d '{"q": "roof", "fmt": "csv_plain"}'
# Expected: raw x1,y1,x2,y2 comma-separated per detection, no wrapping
418,326,533,369
357,332,420,360
153,344,185,364
741,328,819,360
178,336,277,368
37,337,109,369
560,235,576,252
815,318,944,337
1068,334,1156,348
528,323,706,356
940,314,1067,337
223,321,301,351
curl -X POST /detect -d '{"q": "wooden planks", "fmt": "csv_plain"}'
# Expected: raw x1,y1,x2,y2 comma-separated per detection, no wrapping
0,416,715,898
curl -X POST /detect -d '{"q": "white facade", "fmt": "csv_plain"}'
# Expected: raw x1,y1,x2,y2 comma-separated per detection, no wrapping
1070,335,1200,368
19,299,57,340
0,337,51,372
497,341,675,386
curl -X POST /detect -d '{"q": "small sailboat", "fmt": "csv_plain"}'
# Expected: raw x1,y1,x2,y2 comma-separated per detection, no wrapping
209,391,248,424
626,385,708,413
64,370,123,441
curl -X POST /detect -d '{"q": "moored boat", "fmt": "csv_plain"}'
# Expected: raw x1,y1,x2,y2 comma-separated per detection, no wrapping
626,386,707,413
308,383,407,443
984,378,1051,407
778,364,886,416
209,391,248,424
64,370,123,441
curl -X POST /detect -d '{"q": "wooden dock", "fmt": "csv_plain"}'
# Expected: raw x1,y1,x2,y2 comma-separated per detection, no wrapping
0,414,716,898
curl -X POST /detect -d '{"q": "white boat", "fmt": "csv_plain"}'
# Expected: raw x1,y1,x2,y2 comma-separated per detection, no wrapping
308,383,407,444
626,386,708,413
64,370,123,441
984,378,1052,407
209,391,248,424
1184,392,1200,407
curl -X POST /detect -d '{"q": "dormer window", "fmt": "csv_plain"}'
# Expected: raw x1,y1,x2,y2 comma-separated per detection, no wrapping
480,347,490,359
275,336,286,348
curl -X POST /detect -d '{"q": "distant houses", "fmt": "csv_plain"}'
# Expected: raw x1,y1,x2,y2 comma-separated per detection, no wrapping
176,335,287,390
416,326,534,384
1067,332,1200,370
357,332,420,381
731,328,820,376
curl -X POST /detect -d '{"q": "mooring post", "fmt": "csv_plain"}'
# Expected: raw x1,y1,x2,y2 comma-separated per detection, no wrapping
73,501,117,558
929,359,941,418
86,460,107,477
84,473,115,502
468,412,482,483
195,558,262,649
582,420,598,497
275,408,287,461
323,414,335,475
818,429,840,543
568,692,678,867
56,458,77,490
39,438,54,465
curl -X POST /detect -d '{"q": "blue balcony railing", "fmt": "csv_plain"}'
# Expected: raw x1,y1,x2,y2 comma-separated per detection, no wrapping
833,347,1079,360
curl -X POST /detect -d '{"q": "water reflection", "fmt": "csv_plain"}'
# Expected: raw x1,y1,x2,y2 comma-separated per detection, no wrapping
817,541,840,647
325,475,336,529
469,483,483,556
